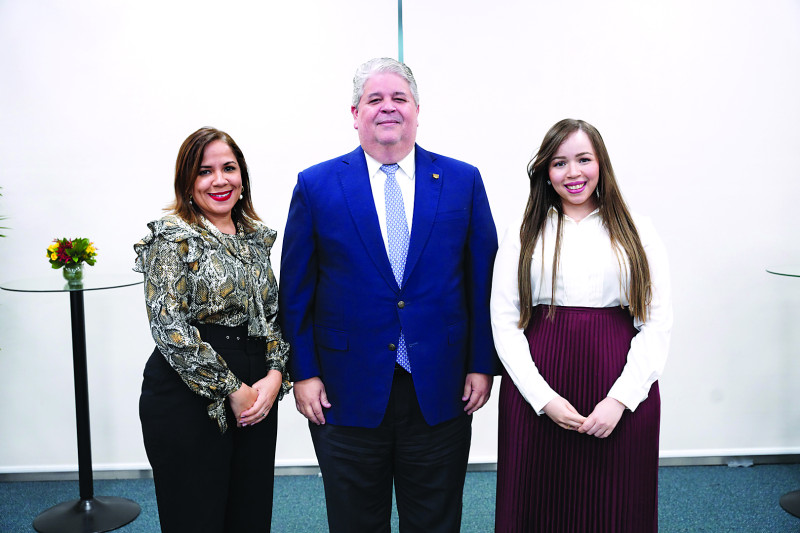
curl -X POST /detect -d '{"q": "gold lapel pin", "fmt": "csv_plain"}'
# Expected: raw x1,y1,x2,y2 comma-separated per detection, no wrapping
432,174,439,179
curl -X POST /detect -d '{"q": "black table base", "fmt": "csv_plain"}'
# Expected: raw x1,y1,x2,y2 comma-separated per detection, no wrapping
0,275,145,532
780,489,800,518
33,497,140,533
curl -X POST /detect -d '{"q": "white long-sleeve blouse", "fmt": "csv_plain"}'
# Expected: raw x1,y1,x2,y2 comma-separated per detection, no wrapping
490,207,672,414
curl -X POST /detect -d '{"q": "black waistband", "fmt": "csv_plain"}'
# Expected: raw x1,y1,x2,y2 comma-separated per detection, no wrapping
193,323,264,351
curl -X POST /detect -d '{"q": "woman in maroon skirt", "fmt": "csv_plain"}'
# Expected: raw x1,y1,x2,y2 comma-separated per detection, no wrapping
490,119,672,532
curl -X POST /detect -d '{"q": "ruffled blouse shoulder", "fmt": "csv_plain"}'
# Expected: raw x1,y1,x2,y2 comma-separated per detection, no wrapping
244,220,277,250
133,215,204,272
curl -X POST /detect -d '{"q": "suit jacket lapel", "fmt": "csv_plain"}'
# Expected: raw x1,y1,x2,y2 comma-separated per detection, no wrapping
404,145,442,285
338,147,399,291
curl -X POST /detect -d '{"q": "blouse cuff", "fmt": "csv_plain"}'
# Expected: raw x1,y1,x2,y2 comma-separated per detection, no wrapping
607,383,647,412
531,389,559,416
266,360,293,401
207,399,229,433
513,368,559,415
206,370,242,433
278,379,292,401
220,369,242,397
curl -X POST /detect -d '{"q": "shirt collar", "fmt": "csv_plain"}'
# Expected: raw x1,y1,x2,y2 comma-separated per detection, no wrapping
365,147,416,182
547,205,601,222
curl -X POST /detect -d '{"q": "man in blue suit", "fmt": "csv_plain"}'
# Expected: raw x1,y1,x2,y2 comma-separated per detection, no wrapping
279,57,498,532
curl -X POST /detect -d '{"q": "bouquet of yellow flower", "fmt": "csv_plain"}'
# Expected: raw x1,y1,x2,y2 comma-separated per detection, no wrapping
47,237,98,269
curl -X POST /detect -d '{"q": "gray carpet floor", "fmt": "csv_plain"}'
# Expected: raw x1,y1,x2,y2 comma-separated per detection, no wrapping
2,465,800,532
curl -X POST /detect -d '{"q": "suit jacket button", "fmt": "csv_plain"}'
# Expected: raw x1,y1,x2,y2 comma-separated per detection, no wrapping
388,343,397,351
397,301,405,309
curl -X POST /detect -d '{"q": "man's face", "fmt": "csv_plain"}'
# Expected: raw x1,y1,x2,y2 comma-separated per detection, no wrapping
351,72,419,158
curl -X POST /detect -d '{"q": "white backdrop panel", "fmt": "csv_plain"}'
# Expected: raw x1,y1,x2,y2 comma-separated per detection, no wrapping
1,0,799,472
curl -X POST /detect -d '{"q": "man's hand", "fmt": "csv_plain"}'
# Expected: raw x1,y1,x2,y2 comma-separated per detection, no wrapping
462,373,493,415
294,377,331,425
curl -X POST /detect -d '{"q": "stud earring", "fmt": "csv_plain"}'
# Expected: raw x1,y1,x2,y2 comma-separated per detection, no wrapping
546,180,551,185
239,187,244,201
189,195,194,205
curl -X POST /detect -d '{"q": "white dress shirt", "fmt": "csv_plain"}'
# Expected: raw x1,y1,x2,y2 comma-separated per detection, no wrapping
490,207,672,414
365,148,416,251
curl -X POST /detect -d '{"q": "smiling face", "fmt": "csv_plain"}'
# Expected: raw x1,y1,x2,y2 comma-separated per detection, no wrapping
548,129,600,221
351,72,419,163
191,140,242,233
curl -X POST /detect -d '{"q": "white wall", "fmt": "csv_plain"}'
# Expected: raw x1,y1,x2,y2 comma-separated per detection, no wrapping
1,0,799,473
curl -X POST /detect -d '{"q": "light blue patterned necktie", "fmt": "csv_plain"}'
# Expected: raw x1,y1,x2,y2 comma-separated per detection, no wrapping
382,163,411,372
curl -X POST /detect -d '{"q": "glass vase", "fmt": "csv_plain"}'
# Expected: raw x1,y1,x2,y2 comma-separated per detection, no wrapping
62,262,84,288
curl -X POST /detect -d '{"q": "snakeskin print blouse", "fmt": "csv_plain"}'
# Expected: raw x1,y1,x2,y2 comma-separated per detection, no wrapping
134,214,291,432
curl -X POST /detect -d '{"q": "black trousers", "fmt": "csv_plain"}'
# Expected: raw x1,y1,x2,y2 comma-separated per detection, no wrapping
310,368,472,533
140,324,278,533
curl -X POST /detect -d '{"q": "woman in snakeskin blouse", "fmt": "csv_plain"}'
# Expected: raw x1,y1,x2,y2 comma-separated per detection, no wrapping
134,127,290,532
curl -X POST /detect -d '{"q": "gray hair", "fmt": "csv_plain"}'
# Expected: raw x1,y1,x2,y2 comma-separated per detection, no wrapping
351,57,419,108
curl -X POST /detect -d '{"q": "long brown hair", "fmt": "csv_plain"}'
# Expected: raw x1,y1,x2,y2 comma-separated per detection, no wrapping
517,119,651,327
168,127,260,231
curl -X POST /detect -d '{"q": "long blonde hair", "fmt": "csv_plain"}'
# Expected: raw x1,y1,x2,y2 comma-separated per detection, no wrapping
517,119,651,327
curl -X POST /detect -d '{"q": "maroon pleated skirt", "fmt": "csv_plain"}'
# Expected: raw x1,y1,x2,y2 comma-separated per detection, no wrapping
496,305,660,533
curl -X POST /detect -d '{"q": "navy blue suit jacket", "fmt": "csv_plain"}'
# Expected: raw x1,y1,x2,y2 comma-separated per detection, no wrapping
279,145,498,427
